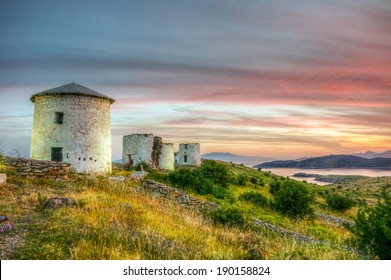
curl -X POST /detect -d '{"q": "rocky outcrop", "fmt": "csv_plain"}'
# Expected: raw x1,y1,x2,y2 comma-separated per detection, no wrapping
316,214,355,227
0,156,71,180
138,180,219,211
45,197,77,209
253,218,320,243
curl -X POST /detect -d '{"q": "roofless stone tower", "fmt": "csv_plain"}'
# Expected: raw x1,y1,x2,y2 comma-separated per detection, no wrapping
30,82,115,173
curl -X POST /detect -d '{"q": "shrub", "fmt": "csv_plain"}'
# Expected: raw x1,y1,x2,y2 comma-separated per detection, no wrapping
238,191,268,207
210,185,234,200
269,179,281,195
272,180,314,218
167,168,194,187
209,207,245,227
250,177,258,184
349,191,391,259
198,160,233,188
146,170,169,183
167,166,233,199
168,168,212,194
236,173,249,186
37,192,48,210
326,194,355,211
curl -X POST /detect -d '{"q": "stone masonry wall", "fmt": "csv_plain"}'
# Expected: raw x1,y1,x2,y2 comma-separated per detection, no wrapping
176,143,201,166
122,134,154,166
0,156,71,180
31,95,112,173
159,143,174,171
138,180,219,211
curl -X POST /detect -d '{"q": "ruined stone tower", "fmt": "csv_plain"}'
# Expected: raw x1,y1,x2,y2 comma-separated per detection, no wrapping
175,143,201,166
30,82,114,173
122,134,154,166
159,143,174,170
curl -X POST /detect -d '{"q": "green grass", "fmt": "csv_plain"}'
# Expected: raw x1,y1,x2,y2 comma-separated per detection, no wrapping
1,161,387,259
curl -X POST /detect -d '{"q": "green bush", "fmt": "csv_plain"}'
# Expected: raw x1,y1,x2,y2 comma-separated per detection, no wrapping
146,170,169,183
238,191,268,207
236,173,249,186
250,177,258,184
168,168,212,194
326,193,355,211
199,160,233,188
269,179,281,195
209,207,245,227
167,165,233,200
257,178,265,187
272,180,314,218
349,191,391,259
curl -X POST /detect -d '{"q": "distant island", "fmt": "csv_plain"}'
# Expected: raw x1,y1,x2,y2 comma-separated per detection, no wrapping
254,154,391,169
352,150,391,159
293,172,368,184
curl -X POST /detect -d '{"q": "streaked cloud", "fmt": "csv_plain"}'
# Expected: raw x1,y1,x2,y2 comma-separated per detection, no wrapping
0,0,390,159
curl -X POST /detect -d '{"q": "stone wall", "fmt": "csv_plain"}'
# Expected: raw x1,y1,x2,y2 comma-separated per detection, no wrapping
0,156,71,179
316,213,355,227
138,180,218,211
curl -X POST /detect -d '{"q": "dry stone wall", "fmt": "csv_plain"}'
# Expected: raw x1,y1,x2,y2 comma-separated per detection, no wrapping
138,180,219,211
0,156,71,180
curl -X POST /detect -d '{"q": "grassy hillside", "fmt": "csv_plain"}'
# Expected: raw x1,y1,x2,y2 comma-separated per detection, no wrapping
1,160,389,260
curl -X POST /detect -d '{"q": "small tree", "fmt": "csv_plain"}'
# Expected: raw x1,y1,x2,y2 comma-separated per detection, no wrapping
326,193,355,211
272,180,314,218
349,191,391,259
199,160,232,188
236,173,249,186
269,179,282,195
209,207,245,227
238,191,268,207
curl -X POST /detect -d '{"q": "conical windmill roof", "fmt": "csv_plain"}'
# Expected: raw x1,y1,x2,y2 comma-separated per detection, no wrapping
30,82,115,103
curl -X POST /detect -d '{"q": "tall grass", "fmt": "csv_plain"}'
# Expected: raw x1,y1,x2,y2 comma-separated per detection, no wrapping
0,164,373,260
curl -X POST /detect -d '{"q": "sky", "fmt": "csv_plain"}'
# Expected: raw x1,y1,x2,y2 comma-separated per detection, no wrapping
0,0,390,160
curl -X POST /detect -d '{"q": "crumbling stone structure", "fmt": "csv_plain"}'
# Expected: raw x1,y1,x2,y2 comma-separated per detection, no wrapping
175,143,201,166
122,135,201,170
122,134,155,166
159,143,175,171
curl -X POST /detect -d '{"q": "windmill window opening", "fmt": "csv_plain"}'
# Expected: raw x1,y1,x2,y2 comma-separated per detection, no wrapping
51,147,63,162
55,112,64,124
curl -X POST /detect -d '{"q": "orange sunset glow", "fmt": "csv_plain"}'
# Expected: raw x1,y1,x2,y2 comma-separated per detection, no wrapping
0,0,390,160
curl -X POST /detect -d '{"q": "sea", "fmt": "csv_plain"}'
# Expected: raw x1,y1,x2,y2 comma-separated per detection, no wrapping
260,168,391,185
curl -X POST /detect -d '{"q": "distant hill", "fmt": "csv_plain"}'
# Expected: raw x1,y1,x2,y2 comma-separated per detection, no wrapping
352,150,391,159
202,152,272,167
254,155,391,169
